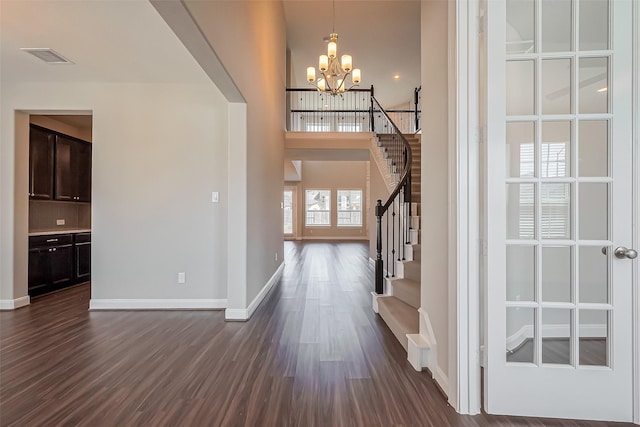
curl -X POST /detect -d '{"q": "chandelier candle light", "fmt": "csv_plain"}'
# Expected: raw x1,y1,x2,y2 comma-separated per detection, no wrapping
306,1,361,96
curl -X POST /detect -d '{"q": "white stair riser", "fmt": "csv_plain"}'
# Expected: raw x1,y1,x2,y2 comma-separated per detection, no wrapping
409,229,419,245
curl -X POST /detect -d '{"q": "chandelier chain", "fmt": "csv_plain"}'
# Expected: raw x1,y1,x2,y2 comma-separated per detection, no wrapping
305,0,361,96
332,0,335,34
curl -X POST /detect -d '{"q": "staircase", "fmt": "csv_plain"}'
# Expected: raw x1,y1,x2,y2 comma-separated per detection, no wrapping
373,133,421,352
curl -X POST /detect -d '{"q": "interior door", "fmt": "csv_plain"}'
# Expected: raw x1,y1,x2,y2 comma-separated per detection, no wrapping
485,0,635,421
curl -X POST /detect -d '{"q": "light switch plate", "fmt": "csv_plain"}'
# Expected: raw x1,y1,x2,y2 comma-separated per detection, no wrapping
212,192,220,203
178,272,186,284
56,219,65,225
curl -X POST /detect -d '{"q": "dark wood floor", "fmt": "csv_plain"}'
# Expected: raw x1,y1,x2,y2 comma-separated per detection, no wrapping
0,241,633,426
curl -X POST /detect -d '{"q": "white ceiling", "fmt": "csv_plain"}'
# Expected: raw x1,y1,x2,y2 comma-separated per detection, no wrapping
0,0,210,85
1,1,421,109
283,0,421,108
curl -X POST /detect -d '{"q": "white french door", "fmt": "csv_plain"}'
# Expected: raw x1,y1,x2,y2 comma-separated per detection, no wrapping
485,0,635,421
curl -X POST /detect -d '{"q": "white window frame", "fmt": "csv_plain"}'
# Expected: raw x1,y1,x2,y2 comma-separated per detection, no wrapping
336,189,363,227
305,189,331,227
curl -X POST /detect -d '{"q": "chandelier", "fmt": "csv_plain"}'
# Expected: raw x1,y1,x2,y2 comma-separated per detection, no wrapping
306,1,361,96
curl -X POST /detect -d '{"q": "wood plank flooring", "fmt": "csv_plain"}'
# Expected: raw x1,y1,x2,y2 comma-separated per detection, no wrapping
0,241,634,426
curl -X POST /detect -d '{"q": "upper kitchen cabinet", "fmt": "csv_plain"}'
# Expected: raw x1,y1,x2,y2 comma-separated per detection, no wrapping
29,124,92,203
55,135,92,202
28,126,55,200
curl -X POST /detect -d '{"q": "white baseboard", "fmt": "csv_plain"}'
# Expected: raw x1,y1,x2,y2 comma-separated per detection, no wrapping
89,298,227,310
432,365,450,397
225,261,285,321
410,307,449,397
301,236,368,241
0,296,30,310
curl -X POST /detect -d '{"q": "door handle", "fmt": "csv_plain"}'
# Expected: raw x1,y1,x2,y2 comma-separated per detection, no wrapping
614,247,638,260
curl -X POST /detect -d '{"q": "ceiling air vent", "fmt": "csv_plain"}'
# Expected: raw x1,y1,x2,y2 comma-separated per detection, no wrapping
20,48,73,64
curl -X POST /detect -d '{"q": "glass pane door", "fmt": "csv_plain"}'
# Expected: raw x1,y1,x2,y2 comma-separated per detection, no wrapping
486,0,634,421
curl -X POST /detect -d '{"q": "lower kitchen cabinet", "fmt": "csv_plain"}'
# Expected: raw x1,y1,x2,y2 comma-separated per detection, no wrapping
74,233,91,282
28,234,74,297
28,232,91,297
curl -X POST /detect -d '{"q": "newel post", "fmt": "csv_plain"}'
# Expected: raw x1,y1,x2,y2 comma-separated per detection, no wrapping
375,200,384,294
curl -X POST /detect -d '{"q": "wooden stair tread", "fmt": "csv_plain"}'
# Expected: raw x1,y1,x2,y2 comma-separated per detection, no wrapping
378,297,419,351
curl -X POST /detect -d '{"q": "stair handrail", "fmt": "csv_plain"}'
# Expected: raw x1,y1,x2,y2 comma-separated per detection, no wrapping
372,96,413,295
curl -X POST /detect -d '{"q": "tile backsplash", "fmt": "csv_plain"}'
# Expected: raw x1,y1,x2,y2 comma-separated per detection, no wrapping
29,200,91,232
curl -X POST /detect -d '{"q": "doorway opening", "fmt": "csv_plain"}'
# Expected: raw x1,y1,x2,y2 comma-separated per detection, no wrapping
22,112,93,303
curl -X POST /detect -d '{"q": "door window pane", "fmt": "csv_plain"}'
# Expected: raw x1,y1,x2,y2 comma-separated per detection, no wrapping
579,121,608,177
579,310,608,366
506,122,535,178
507,60,535,116
507,245,536,302
541,183,571,239
579,0,609,51
507,0,535,54
507,183,535,240
542,59,572,115
541,121,571,178
579,183,608,240
507,307,535,363
579,246,608,303
579,57,609,114
541,0,572,52
542,246,571,302
542,308,572,365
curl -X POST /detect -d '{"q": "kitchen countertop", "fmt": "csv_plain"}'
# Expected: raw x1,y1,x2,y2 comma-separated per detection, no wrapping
28,229,92,237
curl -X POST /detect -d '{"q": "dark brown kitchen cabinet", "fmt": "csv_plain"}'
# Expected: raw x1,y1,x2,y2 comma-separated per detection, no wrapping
55,135,92,202
75,142,92,202
74,233,91,282
28,126,55,200
28,234,74,297
30,124,92,203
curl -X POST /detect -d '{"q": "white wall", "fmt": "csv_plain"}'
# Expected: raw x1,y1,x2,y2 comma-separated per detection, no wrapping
421,0,451,389
184,0,286,308
0,81,229,302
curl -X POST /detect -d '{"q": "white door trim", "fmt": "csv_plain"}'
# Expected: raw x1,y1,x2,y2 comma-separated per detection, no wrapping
633,1,640,423
450,0,482,415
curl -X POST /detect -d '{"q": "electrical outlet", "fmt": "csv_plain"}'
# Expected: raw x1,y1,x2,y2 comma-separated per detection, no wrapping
56,219,65,226
178,272,186,284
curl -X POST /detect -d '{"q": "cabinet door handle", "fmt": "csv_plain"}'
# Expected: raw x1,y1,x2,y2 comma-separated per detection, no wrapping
52,248,57,252
46,239,59,242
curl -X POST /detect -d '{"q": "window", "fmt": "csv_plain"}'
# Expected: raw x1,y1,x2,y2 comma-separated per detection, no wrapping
306,189,331,226
337,123,363,132
283,190,293,234
305,122,331,132
337,189,362,227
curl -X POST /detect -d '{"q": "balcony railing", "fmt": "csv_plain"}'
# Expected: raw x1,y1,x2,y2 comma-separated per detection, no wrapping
286,86,421,133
